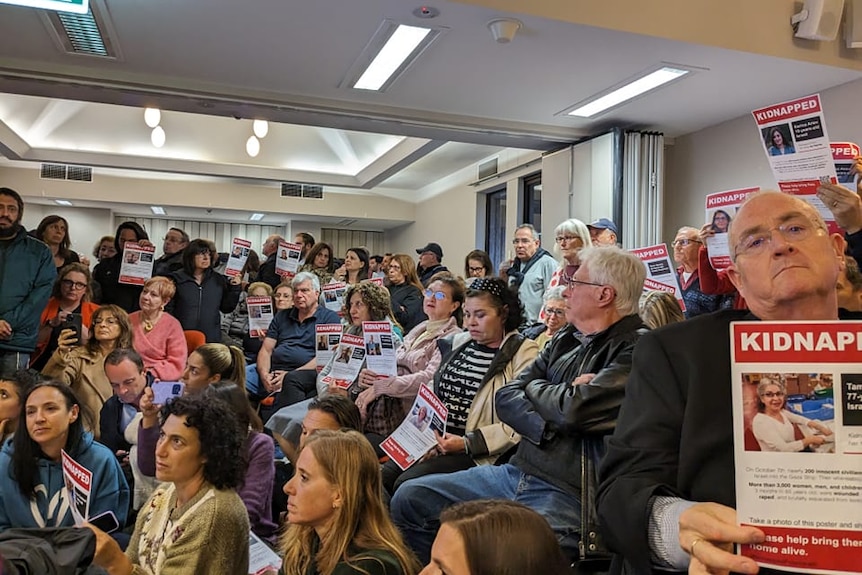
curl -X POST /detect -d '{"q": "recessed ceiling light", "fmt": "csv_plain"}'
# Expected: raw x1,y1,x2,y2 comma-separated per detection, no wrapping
150,206,166,215
144,107,161,128
249,213,265,221
566,66,691,118
54,199,73,206
353,24,434,91
253,120,269,139
246,135,260,157
151,126,166,148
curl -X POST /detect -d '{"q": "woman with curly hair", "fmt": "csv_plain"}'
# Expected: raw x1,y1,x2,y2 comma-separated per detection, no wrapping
381,277,538,495
280,429,420,575
88,394,250,575
386,254,427,333
42,304,134,435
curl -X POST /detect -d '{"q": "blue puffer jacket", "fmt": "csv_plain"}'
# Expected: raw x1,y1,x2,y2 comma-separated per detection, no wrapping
0,432,130,530
0,226,56,352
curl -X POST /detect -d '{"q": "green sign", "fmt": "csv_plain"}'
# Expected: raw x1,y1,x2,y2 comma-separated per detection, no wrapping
0,0,88,14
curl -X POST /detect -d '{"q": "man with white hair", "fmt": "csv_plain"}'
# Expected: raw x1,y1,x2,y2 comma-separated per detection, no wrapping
392,246,647,565
597,191,855,575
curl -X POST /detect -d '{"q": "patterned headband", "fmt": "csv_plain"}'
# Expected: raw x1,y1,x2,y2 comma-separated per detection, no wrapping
470,277,506,299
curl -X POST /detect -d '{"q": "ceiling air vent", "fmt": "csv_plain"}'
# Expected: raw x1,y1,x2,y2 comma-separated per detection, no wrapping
281,182,324,199
40,163,93,183
477,157,499,181
40,0,120,59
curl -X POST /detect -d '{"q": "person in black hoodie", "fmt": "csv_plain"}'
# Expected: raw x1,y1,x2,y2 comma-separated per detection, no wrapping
168,238,241,343
386,254,427,333
92,221,150,313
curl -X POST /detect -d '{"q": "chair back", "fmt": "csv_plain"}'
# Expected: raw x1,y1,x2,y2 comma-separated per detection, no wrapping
183,330,206,354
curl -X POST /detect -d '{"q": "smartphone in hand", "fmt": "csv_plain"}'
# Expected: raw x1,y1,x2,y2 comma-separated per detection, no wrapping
151,381,184,405
89,510,120,534
61,313,83,346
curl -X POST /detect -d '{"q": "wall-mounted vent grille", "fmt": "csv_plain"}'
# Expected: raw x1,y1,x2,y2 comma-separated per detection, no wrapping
477,157,499,180
40,163,93,182
41,1,120,59
281,182,324,199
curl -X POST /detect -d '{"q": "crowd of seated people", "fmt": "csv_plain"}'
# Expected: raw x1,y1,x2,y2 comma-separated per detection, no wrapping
4,170,862,575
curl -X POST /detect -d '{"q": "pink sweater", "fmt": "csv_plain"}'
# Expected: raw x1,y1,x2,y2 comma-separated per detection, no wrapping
130,312,188,381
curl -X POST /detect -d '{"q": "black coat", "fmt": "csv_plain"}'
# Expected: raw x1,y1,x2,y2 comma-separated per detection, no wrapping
387,282,426,333
168,269,241,343
92,255,142,313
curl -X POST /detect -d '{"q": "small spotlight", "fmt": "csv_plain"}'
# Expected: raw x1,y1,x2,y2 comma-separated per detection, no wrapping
253,120,269,139
151,126,166,148
246,135,260,157
144,107,161,128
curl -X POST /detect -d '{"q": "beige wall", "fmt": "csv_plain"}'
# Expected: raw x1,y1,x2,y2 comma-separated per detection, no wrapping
664,76,862,243
21,204,114,266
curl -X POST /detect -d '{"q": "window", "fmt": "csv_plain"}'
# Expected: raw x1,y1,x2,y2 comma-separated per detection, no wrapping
521,171,542,233
485,187,507,271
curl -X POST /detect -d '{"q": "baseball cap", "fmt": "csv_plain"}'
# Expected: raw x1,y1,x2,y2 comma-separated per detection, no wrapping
415,242,443,260
587,218,618,236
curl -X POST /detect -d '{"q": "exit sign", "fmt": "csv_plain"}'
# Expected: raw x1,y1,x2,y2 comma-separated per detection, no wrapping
0,0,89,14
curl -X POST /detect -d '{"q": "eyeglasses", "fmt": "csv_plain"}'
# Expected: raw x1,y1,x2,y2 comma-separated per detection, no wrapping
94,316,119,325
555,235,583,245
512,238,534,245
61,279,88,291
672,238,701,248
566,277,605,288
761,391,785,398
468,266,485,273
424,289,447,300
544,307,566,317
733,218,821,258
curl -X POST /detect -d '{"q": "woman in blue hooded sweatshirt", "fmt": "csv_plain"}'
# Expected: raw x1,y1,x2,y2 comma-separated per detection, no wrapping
0,381,129,529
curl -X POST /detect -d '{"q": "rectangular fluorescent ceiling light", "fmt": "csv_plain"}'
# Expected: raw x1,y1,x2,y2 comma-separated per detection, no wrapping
568,66,690,118
353,24,432,91
249,213,265,221
0,0,89,14
150,206,166,215
54,199,73,206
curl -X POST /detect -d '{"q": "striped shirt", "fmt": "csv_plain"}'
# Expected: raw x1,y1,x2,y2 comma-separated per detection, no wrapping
437,341,496,436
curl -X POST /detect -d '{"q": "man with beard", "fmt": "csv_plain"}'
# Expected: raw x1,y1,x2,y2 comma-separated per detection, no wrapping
0,188,56,377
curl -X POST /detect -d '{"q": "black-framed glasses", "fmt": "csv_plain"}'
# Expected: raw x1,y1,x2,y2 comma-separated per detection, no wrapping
61,279,88,291
424,289,446,300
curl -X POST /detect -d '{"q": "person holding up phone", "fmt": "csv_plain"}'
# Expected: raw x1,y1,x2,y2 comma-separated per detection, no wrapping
42,305,134,438
31,263,99,372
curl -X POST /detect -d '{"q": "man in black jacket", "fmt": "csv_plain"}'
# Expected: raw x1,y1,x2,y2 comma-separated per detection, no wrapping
597,191,851,575
391,246,647,564
258,234,284,289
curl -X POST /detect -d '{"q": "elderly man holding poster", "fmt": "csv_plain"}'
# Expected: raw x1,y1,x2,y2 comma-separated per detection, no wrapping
597,190,858,575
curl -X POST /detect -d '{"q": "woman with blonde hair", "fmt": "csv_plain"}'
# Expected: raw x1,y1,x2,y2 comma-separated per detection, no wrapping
129,276,187,381
638,290,685,330
386,254,427,333
281,429,420,575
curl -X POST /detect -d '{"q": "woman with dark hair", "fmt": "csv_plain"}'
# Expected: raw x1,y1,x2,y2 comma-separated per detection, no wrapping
280,430,420,575
31,263,100,371
710,209,732,234
381,277,538,495
42,304,134,435
421,500,568,575
35,215,82,270
0,382,129,529
241,248,261,284
89,395,249,574
387,253,427,333
463,250,493,283
334,247,370,284
93,221,151,313
765,126,795,156
168,238,242,343
202,380,278,544
0,369,41,445
299,241,336,286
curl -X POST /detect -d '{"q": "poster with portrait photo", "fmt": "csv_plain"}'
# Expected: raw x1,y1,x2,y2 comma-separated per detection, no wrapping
831,142,860,186
275,240,302,278
61,449,92,526
315,323,343,372
363,321,397,376
246,296,273,338
320,333,365,389
630,244,685,312
381,385,448,470
119,243,155,286
225,237,252,277
703,188,759,270
730,321,862,575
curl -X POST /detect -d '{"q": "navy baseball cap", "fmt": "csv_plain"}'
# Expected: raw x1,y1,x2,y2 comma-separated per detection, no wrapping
587,218,618,236
415,242,443,260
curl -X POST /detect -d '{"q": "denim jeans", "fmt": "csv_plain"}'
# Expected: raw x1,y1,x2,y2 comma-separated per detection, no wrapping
390,463,582,564
0,351,30,379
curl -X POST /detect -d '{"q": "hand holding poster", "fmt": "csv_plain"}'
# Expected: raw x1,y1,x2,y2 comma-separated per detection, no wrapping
247,296,274,338
118,243,155,286
225,237,251,278
315,324,343,372
362,321,397,377
61,449,92,526
275,241,302,278
704,187,759,270
630,244,686,312
730,321,862,574
249,530,281,575
381,385,448,470
320,333,365,389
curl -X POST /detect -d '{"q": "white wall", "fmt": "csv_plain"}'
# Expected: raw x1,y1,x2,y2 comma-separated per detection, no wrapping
21,204,114,266
664,77,862,243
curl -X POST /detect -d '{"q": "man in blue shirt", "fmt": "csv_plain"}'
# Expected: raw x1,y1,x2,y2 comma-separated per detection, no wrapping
255,271,340,409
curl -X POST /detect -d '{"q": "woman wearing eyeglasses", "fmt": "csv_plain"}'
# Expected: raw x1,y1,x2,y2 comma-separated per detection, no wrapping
537,219,592,323
381,277,538,495
387,254,427,333
42,304,134,436
526,286,567,350
31,263,100,371
751,377,833,452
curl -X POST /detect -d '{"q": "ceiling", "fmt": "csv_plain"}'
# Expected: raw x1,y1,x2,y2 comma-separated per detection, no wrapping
0,0,861,223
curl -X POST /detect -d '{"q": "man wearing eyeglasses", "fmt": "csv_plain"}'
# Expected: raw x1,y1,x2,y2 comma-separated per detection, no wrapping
673,226,733,319
598,191,858,575
507,224,557,323
0,188,55,377
152,227,188,278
